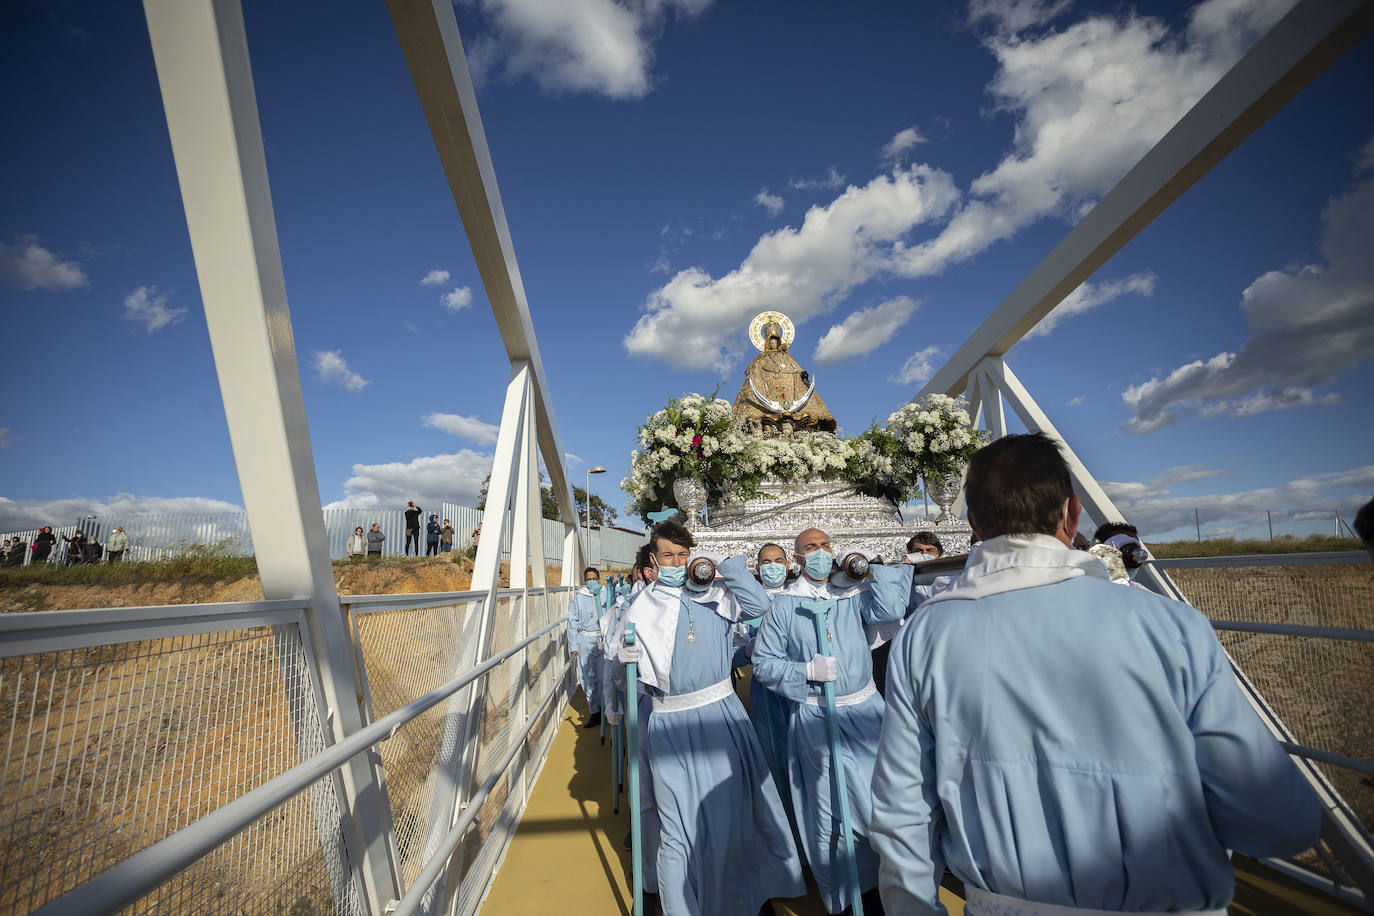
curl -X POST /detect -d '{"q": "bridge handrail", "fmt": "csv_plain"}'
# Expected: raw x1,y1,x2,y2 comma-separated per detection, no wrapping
1145,551,1368,569
27,610,568,916
342,585,571,615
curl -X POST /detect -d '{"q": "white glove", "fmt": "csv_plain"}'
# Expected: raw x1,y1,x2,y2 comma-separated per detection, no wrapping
606,711,624,726
806,654,838,683
618,643,642,664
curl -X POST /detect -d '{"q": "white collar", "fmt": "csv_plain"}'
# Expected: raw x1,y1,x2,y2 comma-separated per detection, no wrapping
781,574,863,601
921,533,1109,606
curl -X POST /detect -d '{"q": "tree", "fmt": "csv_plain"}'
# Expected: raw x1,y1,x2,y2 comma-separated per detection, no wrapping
477,473,618,527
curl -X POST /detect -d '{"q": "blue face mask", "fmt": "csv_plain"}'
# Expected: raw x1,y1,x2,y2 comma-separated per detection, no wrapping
586,580,602,595
804,549,834,579
656,564,687,588
759,562,787,588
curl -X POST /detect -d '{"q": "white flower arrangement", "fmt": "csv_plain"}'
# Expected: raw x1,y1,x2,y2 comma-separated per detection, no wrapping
623,391,987,519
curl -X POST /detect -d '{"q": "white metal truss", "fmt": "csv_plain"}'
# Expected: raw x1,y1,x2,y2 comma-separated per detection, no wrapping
141,1,401,910
911,0,1374,898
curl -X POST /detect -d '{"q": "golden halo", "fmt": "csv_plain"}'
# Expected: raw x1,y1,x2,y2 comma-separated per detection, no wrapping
749,311,795,352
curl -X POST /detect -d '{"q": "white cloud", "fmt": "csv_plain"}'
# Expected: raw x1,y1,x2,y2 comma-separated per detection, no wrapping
442,286,474,311
1357,135,1374,174
1101,464,1374,540
624,165,960,370
122,286,188,333
323,450,494,511
1024,270,1157,338
0,428,10,448
753,189,784,217
968,0,1071,34
890,345,943,386
896,0,1291,278
0,239,88,291
879,126,929,164
422,412,500,444
1066,395,1085,406
461,0,712,100
813,296,919,364
1123,173,1374,433
790,166,847,191
564,452,585,466
623,0,1289,373
420,269,450,287
311,350,369,392
0,494,244,534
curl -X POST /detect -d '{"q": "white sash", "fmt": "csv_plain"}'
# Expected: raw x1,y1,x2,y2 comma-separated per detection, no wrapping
965,886,1224,916
651,678,733,713
804,679,876,707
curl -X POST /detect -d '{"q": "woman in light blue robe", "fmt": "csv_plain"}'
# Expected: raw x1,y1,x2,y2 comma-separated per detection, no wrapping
625,556,806,915
752,562,916,914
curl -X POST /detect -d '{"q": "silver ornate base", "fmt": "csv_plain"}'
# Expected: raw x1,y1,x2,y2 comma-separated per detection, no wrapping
692,478,971,568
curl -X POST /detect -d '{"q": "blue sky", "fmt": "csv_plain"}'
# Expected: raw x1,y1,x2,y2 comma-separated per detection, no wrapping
2,0,1372,542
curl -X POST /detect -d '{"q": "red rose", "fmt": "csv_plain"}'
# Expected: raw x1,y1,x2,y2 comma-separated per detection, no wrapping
691,435,703,449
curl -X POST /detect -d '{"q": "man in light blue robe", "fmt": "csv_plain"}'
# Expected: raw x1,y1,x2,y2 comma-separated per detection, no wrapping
871,433,1322,915
612,519,805,916
567,566,605,728
752,527,919,914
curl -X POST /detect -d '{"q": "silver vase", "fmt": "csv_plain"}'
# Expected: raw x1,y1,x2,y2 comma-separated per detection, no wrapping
923,472,963,524
672,476,708,529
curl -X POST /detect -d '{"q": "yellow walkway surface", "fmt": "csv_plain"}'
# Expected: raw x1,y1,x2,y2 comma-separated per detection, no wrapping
482,689,964,915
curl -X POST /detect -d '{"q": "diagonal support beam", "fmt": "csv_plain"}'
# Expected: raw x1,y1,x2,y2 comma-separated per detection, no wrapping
920,0,1374,399
143,1,399,910
386,0,582,565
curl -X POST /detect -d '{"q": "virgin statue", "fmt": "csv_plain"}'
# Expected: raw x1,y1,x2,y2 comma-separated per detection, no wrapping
732,311,837,436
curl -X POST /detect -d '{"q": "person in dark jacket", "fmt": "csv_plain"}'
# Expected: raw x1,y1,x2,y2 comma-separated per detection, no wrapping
7,538,27,566
366,523,385,559
404,501,423,556
83,534,103,564
62,530,87,565
425,514,441,556
32,527,56,562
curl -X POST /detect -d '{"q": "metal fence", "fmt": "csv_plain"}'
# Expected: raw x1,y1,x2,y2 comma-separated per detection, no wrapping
1147,552,1374,906
0,587,574,916
0,507,645,568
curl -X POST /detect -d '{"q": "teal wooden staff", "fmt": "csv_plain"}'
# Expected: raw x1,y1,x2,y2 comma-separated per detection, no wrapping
800,599,863,916
625,623,643,916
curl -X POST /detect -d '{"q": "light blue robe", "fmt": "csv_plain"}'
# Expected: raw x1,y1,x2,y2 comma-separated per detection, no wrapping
752,564,917,914
633,557,806,915
871,573,1322,914
567,588,603,714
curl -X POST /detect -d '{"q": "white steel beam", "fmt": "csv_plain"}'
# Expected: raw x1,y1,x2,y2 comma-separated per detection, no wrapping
920,0,1374,399
386,0,582,552
980,359,1124,527
979,361,1008,439
142,1,399,910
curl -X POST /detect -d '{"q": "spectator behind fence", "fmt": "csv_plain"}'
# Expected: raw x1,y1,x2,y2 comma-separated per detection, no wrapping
366,523,385,559
106,526,129,563
441,519,455,553
404,501,423,556
7,537,28,566
870,432,1321,914
425,514,441,557
83,533,103,564
31,528,55,563
347,526,367,559
62,529,87,565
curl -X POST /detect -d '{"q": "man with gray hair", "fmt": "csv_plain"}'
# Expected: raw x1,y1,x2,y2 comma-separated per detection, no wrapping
870,433,1320,915
106,526,130,563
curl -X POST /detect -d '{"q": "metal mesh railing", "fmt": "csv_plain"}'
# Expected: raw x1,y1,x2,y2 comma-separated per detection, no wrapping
0,620,362,916
1153,556,1374,894
349,598,485,888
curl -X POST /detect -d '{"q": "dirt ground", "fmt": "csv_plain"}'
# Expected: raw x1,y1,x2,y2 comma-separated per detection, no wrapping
0,558,579,614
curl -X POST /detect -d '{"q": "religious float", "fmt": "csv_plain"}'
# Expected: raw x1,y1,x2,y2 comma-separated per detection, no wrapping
622,311,986,561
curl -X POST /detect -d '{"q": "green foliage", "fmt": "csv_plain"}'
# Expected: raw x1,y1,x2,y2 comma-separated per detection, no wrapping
477,473,618,526
0,553,260,586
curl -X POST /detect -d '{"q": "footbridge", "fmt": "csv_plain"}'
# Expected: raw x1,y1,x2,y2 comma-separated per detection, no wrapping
2,1,1371,914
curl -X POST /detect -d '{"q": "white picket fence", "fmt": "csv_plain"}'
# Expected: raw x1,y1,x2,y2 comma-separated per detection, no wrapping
0,505,646,567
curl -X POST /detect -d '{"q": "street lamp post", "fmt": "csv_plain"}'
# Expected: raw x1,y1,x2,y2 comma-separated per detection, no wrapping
585,465,607,567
